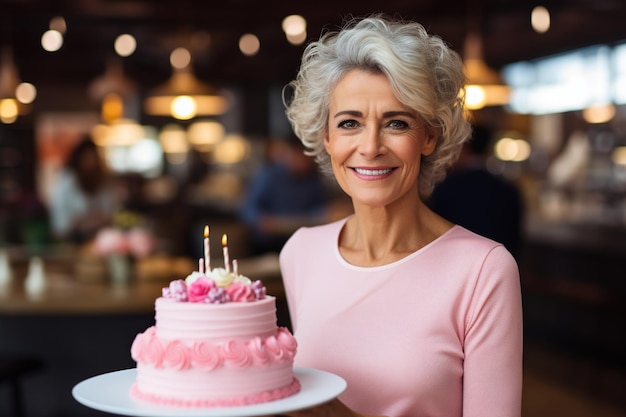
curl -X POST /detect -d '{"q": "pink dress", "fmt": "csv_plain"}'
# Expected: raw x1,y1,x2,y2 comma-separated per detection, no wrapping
279,218,523,417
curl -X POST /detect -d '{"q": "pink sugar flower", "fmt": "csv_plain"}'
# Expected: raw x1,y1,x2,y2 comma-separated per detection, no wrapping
206,287,230,304
188,277,216,302
163,279,188,301
250,280,266,300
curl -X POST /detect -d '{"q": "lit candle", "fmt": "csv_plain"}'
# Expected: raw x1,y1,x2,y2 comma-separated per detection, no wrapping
204,225,210,273
232,259,238,277
198,258,204,274
222,233,230,273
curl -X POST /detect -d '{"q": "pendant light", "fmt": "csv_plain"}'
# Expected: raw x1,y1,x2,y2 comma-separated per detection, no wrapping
88,57,138,123
0,46,36,124
462,1,510,110
463,32,510,110
143,47,227,120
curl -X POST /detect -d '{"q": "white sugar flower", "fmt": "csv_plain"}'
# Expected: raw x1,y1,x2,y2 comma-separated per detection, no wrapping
234,274,251,285
209,268,235,287
185,271,205,285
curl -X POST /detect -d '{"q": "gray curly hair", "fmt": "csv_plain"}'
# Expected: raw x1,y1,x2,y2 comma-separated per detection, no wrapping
284,14,471,197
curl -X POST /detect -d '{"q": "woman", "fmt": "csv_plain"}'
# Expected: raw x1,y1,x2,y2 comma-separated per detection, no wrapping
50,137,118,244
279,15,523,417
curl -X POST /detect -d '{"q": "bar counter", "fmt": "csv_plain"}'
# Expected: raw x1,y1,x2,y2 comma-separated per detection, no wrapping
0,277,163,315
0,252,285,315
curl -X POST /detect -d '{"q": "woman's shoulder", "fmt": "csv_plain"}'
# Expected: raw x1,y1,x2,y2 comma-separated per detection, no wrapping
444,224,501,246
440,225,516,262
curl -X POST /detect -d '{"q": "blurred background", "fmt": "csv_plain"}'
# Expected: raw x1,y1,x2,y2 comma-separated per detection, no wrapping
1,0,626,416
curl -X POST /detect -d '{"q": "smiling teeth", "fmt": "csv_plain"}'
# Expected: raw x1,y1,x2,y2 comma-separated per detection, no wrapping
354,168,392,176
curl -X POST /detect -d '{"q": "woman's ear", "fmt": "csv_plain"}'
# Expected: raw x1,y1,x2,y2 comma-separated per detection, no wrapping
323,131,331,153
421,127,438,156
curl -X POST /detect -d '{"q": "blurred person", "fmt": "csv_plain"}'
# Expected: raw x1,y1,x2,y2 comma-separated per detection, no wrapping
49,137,119,244
428,124,524,256
279,14,522,417
240,136,341,255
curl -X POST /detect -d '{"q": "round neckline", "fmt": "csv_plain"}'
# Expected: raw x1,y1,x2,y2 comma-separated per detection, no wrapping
331,217,460,271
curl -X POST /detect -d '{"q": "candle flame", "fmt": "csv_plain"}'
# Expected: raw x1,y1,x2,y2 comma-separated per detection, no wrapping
204,225,209,238
222,233,227,246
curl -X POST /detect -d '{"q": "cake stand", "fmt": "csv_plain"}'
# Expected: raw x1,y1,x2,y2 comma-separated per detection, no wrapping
72,367,347,417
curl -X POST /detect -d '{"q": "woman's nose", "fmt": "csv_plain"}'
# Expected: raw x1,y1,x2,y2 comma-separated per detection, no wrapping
357,127,386,158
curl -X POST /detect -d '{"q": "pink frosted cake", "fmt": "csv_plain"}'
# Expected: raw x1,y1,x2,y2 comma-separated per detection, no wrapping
130,268,300,407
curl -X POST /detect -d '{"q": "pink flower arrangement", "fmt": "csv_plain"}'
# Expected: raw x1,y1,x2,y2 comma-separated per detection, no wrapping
94,227,154,258
161,276,266,304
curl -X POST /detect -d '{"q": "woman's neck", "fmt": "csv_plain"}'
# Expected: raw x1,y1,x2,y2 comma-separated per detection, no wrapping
339,196,452,267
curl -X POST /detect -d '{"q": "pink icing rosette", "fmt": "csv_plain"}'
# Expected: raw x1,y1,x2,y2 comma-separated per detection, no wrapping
276,328,298,359
220,340,252,368
191,341,223,371
265,334,290,362
130,330,149,362
143,332,165,367
163,340,191,370
247,336,271,366
225,282,256,302
187,277,216,302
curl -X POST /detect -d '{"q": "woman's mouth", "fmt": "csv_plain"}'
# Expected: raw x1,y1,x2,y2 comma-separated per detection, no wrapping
352,167,395,179
354,168,392,175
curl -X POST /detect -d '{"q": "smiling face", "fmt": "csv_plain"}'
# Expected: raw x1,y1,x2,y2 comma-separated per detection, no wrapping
324,69,437,209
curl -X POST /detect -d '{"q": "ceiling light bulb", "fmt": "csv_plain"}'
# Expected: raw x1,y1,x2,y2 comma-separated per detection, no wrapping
171,95,197,120
170,47,191,69
282,15,306,36
0,99,19,124
464,85,487,109
41,30,63,52
115,34,137,57
15,82,37,104
239,34,260,56
531,6,550,34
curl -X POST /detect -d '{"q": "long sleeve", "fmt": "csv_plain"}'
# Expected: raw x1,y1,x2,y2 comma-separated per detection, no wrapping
462,246,523,417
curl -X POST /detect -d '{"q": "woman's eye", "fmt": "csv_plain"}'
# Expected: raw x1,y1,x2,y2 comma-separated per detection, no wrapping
388,119,409,129
337,119,358,129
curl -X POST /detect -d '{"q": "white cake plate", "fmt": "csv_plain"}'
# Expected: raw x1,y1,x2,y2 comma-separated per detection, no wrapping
72,367,347,417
